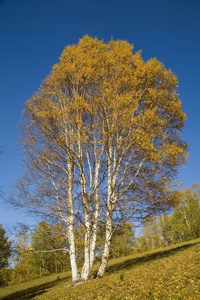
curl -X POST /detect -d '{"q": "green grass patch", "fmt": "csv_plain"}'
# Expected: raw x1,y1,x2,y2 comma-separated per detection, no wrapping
0,271,72,300
1,238,200,299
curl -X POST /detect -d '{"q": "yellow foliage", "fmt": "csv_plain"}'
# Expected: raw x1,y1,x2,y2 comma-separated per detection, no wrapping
19,35,188,244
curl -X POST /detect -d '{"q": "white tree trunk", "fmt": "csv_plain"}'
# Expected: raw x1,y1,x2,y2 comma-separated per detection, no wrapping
68,161,80,283
81,214,91,280
68,220,80,283
89,168,101,272
97,141,113,277
89,214,99,271
97,212,113,277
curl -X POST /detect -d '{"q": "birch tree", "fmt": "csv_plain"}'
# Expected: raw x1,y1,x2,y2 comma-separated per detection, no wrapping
11,35,188,282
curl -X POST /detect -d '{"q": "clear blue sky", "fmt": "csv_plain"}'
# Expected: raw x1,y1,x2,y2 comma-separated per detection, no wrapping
0,0,200,233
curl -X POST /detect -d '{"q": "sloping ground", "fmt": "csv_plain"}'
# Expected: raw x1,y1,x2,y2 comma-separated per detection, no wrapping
0,272,72,300
1,239,200,300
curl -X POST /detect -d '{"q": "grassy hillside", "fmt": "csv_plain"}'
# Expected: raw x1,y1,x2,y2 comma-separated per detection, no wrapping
1,239,200,299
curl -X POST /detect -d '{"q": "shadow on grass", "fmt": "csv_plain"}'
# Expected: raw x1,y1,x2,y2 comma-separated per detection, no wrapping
106,240,200,274
0,276,71,300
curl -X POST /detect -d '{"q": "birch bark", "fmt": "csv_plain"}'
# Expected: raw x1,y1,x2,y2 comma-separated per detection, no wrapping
97,140,114,277
89,142,105,272
97,209,113,277
67,161,80,283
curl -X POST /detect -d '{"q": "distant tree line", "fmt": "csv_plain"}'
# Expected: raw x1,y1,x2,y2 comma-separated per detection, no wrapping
135,184,200,252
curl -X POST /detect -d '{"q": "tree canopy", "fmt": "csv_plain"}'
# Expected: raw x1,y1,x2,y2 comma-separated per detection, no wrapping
11,35,188,282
